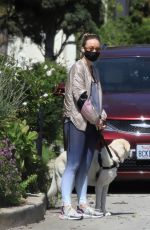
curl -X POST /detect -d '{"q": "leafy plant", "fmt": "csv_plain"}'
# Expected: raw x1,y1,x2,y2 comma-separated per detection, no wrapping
0,118,50,195
20,174,37,195
24,156,50,193
0,118,38,173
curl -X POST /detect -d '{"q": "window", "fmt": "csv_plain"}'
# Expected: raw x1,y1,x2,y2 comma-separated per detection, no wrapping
95,57,150,92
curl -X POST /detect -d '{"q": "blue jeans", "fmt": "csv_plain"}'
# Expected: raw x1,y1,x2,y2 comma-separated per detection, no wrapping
61,120,99,206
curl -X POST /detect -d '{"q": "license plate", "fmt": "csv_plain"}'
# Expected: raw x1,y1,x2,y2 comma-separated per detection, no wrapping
136,144,150,160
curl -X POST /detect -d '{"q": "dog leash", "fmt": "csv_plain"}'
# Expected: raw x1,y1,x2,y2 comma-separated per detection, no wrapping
98,131,118,169
98,131,113,159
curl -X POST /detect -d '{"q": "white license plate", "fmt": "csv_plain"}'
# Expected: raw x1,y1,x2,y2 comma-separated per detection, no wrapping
136,144,150,160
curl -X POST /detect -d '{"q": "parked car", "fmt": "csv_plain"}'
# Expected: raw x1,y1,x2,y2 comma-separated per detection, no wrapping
56,45,150,181
94,45,150,181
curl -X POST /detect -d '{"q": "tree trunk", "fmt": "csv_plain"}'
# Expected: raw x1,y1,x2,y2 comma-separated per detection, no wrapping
45,28,55,61
0,29,8,54
102,0,108,24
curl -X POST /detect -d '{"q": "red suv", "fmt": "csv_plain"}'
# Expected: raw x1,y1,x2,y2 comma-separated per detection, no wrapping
94,45,150,181
57,45,150,181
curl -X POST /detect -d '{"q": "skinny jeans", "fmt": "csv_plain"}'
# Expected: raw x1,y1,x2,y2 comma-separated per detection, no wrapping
61,120,99,206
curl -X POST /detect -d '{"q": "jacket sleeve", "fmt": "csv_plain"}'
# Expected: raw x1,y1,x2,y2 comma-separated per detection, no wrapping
77,91,88,110
71,64,87,102
71,64,100,125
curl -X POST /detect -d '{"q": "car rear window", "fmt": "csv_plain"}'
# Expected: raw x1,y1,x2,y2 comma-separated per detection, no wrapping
94,57,150,92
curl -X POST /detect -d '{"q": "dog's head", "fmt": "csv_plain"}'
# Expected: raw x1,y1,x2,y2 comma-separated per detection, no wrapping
109,139,130,163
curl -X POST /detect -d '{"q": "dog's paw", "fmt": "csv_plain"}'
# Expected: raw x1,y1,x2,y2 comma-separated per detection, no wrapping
104,212,112,216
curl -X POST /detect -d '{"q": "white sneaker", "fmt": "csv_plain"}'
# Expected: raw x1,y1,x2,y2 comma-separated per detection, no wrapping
77,205,103,219
59,205,83,220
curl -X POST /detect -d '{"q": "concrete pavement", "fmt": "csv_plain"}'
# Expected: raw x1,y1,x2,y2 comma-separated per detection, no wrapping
8,193,150,230
0,193,46,230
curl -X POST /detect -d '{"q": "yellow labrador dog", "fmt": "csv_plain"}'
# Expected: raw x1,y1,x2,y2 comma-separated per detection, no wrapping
47,139,130,216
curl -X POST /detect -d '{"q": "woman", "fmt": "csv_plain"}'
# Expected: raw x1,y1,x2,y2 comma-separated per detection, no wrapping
60,33,107,220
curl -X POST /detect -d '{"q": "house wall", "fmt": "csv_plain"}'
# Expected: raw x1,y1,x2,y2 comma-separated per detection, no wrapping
7,30,76,70
54,30,76,70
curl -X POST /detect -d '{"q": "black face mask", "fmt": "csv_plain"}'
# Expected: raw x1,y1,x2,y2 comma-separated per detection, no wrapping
84,51,100,62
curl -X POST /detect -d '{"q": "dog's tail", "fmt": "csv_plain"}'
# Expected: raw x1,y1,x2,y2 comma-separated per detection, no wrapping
47,169,58,199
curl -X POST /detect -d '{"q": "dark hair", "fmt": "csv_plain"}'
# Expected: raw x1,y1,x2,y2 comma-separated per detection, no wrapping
81,33,101,48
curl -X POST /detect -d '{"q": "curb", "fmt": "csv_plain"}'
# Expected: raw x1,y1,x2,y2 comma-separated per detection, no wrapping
0,193,46,230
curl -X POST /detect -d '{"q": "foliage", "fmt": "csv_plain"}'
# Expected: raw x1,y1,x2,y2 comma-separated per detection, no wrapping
20,174,37,194
99,17,133,46
42,142,56,162
24,156,50,193
1,0,150,60
129,0,149,20
0,0,102,60
0,138,25,207
0,119,50,196
0,54,51,205
131,17,150,44
17,60,67,145
0,136,49,207
0,55,26,121
99,0,150,46
0,119,38,172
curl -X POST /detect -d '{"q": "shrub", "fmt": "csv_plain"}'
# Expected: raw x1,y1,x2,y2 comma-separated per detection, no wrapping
0,56,61,205
0,119,50,196
0,139,25,207
99,17,133,46
17,61,67,145
0,119,38,172
0,55,26,121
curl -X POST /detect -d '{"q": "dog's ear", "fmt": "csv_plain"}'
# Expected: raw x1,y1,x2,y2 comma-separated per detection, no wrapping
117,140,130,162
124,141,130,153
118,139,130,153
123,141,130,159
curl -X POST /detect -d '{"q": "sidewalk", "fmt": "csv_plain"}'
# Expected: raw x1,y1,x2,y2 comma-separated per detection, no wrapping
1,192,150,230
0,193,46,230
10,193,150,230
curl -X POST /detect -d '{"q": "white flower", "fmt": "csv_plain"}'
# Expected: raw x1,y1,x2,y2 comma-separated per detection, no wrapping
44,65,48,70
46,68,55,76
22,102,28,106
46,70,52,76
43,93,48,97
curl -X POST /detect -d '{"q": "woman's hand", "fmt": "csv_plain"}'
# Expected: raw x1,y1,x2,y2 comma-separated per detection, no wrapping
96,109,107,130
96,119,106,130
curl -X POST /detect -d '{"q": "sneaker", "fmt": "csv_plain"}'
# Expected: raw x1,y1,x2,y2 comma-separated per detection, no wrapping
77,205,103,219
59,205,83,220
